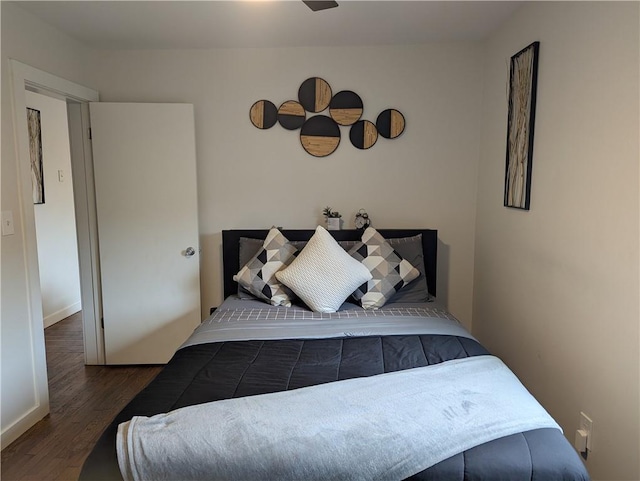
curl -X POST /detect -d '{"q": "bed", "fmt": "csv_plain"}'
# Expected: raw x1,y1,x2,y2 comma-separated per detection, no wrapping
80,228,589,481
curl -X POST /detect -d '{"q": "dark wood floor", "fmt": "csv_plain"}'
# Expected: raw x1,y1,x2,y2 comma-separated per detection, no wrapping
1,312,162,481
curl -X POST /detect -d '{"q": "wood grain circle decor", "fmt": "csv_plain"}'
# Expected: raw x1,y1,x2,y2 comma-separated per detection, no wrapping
300,115,340,157
376,108,405,139
249,100,277,129
250,77,406,156
329,90,363,126
277,100,306,130
298,77,332,113
349,120,378,150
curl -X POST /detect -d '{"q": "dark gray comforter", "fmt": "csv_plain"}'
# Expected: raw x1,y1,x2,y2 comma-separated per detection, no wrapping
80,300,589,481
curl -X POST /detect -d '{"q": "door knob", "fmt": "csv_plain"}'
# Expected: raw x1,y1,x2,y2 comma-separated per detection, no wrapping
185,247,196,257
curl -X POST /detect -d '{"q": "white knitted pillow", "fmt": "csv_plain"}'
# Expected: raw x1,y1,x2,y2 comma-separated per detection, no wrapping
275,226,372,313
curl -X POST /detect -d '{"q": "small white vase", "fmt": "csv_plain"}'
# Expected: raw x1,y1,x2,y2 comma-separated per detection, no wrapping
326,218,341,231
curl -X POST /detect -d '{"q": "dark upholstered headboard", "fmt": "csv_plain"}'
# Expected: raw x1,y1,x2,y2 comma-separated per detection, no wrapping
222,229,437,299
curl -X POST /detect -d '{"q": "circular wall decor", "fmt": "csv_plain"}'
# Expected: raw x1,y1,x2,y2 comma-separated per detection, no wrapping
349,120,378,150
376,109,405,139
300,115,340,157
277,100,306,130
249,100,277,129
298,77,332,113
329,90,363,126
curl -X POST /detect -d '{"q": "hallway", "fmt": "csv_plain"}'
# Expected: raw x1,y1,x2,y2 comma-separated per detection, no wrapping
1,312,162,480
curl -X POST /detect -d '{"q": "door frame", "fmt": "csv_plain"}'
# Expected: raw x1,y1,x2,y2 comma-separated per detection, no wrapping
9,60,103,362
7,59,103,443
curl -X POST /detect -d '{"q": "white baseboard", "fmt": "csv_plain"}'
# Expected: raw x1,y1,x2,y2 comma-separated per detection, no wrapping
43,302,81,328
1,402,49,449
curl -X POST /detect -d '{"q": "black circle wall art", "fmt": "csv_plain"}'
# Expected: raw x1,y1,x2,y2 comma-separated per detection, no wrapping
300,115,340,157
298,77,332,113
249,100,277,129
329,90,363,126
376,108,405,139
277,100,306,130
349,120,378,150
250,78,406,156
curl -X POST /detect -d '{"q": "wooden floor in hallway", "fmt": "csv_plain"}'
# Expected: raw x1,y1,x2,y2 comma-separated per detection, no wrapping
1,312,162,481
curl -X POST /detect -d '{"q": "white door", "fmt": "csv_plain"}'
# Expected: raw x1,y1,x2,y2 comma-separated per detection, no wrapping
90,103,201,364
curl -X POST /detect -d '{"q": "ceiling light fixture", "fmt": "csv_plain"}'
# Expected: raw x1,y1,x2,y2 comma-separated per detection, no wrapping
302,1,339,12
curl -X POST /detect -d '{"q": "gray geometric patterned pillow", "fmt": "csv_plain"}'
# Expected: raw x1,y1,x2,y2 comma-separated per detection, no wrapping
233,228,298,306
349,227,420,309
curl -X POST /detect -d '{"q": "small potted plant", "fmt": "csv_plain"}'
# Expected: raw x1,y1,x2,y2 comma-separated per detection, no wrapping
322,206,342,231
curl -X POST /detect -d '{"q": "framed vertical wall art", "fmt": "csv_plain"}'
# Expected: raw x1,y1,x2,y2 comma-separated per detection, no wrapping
27,107,45,204
504,41,539,210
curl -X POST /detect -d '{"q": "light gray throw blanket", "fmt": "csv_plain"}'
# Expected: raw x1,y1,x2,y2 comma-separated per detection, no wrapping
117,355,561,481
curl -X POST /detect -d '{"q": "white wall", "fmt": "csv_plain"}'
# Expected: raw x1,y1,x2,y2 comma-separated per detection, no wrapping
474,2,639,480
89,44,484,327
5,5,637,476
93,43,481,326
1,2,93,447
26,91,82,327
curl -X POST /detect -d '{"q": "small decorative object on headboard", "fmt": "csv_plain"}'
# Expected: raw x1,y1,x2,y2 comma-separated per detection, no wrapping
354,209,370,231
249,77,405,157
322,206,342,230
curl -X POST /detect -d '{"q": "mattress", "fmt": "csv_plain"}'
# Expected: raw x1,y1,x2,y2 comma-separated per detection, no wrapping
80,298,589,481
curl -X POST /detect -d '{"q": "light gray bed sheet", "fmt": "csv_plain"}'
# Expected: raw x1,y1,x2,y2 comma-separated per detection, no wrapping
181,296,474,349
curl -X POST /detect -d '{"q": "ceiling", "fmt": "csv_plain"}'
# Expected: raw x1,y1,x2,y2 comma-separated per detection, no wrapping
13,1,522,50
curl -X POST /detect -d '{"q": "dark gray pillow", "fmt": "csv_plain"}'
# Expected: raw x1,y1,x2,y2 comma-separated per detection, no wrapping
236,234,430,303
239,237,265,269
384,234,430,303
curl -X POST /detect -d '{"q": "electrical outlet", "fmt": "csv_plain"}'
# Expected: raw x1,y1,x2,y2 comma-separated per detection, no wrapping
579,412,593,452
574,429,588,456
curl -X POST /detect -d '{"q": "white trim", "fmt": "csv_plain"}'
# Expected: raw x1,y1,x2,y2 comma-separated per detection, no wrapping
0,404,49,449
5,60,49,449
15,61,98,103
43,302,82,328
68,102,105,365
3,60,100,448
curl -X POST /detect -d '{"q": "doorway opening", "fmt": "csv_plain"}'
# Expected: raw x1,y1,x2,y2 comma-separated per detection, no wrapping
24,89,85,410
3,59,101,449
26,90,83,331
